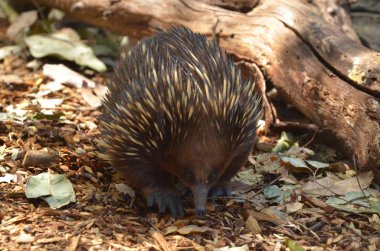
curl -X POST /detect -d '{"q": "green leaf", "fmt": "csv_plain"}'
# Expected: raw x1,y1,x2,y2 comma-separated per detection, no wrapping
25,28,106,72
263,185,284,204
25,172,76,209
370,199,380,215
234,169,262,186
47,9,65,21
263,185,282,199
272,131,296,153
305,160,329,169
325,193,373,214
285,239,305,251
281,156,308,168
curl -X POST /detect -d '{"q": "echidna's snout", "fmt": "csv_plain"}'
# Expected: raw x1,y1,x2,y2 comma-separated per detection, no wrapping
191,184,209,218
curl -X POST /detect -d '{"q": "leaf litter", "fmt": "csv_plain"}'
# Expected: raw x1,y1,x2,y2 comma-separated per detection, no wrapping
0,5,379,251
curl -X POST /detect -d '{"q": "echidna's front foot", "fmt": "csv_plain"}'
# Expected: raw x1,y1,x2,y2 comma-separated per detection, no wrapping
209,183,232,198
146,188,184,218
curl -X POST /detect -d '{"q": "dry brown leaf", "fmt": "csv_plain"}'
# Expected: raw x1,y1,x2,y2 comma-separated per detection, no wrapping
7,11,37,40
43,64,96,88
301,193,335,213
247,209,286,225
302,171,374,196
285,202,304,213
114,183,135,198
164,226,178,235
176,225,211,235
152,231,175,251
66,235,81,251
245,215,261,234
80,88,102,108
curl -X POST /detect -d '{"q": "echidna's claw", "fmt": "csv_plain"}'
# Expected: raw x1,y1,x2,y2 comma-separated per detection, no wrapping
146,189,184,218
208,184,232,198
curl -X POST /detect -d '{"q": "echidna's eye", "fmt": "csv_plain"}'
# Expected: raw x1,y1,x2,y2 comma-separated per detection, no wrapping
183,170,194,182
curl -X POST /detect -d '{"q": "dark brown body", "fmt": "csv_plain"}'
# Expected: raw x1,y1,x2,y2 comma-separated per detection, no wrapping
98,27,262,217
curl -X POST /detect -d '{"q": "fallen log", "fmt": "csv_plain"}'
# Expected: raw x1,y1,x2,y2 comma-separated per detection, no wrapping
31,0,380,183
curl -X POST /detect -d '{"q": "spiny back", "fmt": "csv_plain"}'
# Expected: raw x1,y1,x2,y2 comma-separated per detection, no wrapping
99,26,262,164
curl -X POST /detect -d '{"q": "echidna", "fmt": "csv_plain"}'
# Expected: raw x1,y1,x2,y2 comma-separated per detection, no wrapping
98,26,262,218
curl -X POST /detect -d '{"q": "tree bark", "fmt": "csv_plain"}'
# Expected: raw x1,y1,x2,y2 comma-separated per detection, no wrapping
32,0,380,183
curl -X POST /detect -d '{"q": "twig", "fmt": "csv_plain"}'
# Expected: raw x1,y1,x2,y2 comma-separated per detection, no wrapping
211,18,220,41
273,121,318,131
353,155,370,203
303,127,318,147
208,175,282,202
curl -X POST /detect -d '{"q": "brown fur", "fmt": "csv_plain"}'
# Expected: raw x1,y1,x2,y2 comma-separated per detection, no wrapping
98,26,262,218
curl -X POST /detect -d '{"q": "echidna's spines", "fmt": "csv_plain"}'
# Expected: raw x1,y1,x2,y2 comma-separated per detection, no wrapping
99,26,262,167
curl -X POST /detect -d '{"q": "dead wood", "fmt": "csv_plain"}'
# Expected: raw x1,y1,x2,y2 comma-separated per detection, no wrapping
22,150,60,167
350,0,380,51
308,0,360,41
31,0,380,183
